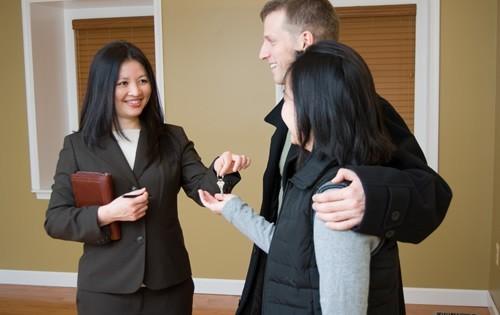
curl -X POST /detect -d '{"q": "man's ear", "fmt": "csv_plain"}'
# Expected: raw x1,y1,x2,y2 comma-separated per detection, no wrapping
299,30,315,50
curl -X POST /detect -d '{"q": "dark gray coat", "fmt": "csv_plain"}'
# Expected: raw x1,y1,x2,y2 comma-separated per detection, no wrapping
45,124,239,294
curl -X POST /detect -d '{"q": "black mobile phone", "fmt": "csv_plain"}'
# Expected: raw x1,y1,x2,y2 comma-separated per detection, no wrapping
123,192,152,199
123,193,144,198
123,194,141,198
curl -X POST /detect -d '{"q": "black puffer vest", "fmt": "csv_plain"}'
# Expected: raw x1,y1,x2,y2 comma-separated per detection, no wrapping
261,152,337,314
261,152,404,315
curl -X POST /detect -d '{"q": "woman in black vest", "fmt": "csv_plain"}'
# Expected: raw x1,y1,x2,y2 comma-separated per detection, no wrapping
199,40,405,314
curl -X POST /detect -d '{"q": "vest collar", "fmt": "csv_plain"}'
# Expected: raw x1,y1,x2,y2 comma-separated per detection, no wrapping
285,150,338,190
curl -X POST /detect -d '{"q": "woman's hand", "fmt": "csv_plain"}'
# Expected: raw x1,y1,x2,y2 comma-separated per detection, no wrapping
214,151,251,176
198,189,236,214
97,188,149,226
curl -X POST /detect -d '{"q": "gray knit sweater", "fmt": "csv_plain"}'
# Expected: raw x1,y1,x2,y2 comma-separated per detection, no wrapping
222,197,380,315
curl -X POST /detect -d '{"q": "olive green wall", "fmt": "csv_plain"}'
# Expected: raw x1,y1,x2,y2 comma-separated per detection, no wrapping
1,0,499,294
491,0,500,307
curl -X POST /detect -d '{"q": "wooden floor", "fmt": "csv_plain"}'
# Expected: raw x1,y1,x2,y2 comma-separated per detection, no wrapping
0,284,491,315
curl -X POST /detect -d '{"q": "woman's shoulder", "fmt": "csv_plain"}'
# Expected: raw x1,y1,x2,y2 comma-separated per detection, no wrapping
160,123,188,139
162,123,183,133
63,131,84,144
60,132,95,154
158,124,191,148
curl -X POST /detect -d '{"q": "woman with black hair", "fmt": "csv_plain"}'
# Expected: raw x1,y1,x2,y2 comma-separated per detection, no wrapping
199,40,401,314
45,41,250,315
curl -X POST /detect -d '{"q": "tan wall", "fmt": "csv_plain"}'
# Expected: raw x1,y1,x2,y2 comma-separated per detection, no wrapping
398,0,497,289
162,0,272,278
1,0,499,292
0,1,82,271
491,0,500,307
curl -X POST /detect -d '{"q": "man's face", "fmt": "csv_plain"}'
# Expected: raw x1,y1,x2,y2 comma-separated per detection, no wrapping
259,9,302,85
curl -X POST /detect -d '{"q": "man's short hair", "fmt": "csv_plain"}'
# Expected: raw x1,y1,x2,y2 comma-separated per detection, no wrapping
260,0,340,41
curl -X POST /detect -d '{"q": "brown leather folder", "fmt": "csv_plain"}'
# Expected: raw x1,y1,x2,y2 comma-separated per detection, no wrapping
70,171,121,240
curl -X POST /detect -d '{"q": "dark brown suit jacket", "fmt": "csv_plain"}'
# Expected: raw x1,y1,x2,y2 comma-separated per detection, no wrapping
45,124,239,294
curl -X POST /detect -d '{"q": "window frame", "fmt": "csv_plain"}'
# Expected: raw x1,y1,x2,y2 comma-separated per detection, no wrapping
21,0,164,199
275,0,440,171
340,0,440,171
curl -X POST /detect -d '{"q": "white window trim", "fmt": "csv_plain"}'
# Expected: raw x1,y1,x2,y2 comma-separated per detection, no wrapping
21,0,164,199
64,5,158,132
21,0,40,197
277,0,440,171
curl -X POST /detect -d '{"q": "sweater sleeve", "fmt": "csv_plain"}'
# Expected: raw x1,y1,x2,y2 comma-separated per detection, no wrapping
221,197,275,253
314,214,380,315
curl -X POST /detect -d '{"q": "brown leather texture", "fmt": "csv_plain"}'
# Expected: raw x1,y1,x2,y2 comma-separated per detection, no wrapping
70,171,121,240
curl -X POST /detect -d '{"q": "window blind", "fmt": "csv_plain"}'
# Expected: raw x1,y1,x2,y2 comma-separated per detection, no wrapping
337,5,416,130
72,16,155,111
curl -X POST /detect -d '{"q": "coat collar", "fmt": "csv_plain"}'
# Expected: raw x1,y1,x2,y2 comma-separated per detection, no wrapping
264,98,286,129
266,99,337,190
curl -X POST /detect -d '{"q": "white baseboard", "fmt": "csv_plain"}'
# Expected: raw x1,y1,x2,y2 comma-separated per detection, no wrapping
0,269,243,295
191,278,243,295
0,269,496,309
489,292,500,315
0,270,77,287
403,287,489,307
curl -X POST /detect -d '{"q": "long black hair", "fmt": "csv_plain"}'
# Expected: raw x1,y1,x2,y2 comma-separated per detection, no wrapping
79,40,164,158
288,40,395,166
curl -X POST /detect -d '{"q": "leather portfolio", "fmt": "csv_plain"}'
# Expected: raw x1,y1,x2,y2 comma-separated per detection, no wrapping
70,171,121,240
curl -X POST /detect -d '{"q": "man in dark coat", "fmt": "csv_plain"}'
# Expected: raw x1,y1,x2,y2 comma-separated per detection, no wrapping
235,0,453,314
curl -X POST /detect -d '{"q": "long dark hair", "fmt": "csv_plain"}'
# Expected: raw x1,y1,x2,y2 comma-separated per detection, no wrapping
288,40,395,166
79,40,164,158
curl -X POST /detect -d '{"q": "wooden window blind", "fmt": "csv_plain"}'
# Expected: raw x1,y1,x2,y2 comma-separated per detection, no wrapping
336,5,416,130
72,16,155,111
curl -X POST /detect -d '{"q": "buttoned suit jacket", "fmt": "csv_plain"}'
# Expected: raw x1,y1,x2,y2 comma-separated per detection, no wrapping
45,124,239,294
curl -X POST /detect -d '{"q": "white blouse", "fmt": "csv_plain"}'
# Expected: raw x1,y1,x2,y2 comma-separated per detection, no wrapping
113,129,141,169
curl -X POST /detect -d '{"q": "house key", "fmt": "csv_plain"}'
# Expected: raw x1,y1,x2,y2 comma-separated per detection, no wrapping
216,176,225,194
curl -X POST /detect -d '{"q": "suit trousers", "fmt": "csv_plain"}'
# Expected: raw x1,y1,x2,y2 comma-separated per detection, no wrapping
76,278,194,315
